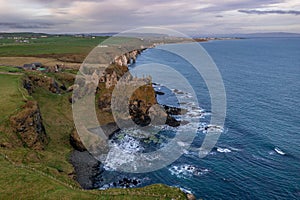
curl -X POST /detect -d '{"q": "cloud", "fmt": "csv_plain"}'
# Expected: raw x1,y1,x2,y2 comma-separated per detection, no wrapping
0,0,300,33
238,9,300,15
0,22,62,29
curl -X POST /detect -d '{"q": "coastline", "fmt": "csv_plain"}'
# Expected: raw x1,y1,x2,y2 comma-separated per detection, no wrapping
69,42,194,198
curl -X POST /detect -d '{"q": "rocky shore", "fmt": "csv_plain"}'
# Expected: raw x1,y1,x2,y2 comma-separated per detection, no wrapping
69,45,186,190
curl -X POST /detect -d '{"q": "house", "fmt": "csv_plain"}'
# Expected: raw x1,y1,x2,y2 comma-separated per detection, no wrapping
23,64,35,70
23,62,43,70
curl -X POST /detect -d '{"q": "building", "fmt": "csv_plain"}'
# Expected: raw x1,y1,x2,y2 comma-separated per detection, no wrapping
23,62,42,70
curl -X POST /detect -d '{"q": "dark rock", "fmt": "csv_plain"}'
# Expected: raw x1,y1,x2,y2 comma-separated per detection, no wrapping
10,101,48,150
163,105,187,115
166,115,181,127
173,89,184,94
23,78,33,95
69,150,103,189
60,84,67,91
132,179,138,185
98,93,112,110
70,128,87,152
88,122,120,139
155,91,165,95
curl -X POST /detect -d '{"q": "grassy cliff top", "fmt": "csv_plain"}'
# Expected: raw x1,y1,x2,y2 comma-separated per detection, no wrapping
0,68,187,200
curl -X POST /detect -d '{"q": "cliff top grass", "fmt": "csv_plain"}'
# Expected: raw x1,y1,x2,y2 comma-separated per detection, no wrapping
0,154,186,200
0,73,26,123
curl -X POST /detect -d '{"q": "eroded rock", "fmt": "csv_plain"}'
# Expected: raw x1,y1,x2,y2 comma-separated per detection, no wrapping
10,101,48,150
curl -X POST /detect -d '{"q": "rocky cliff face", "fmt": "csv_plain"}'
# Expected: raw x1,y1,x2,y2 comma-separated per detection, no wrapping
112,49,142,67
10,101,48,150
23,74,67,94
70,128,87,152
96,49,181,130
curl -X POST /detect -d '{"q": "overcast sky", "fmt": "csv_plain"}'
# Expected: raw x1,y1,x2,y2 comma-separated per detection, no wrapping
0,0,299,35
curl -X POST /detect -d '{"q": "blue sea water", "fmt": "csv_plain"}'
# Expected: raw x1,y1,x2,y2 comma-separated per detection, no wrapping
97,38,300,199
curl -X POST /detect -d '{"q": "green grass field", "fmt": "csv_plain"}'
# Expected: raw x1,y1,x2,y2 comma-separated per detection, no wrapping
0,74,26,123
0,36,108,57
0,66,23,73
0,155,186,200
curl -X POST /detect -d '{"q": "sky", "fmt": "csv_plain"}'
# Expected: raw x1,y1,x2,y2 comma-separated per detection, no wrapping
0,0,300,35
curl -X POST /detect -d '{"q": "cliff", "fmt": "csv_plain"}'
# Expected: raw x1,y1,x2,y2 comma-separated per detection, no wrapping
70,47,182,189
10,100,48,150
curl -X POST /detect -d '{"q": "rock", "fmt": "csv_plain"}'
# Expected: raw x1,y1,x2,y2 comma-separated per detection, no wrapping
70,128,87,152
67,84,79,92
60,84,67,91
23,78,33,95
25,74,62,94
10,101,48,150
69,150,103,189
187,193,196,200
163,105,188,115
88,122,120,138
173,89,184,94
155,91,165,95
98,93,112,111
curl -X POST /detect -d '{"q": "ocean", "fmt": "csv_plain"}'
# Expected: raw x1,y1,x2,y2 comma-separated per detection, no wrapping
95,38,300,200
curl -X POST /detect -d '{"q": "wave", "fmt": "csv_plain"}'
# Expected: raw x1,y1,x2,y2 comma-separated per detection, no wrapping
217,147,232,153
274,147,286,155
168,164,210,178
98,177,145,189
178,187,193,194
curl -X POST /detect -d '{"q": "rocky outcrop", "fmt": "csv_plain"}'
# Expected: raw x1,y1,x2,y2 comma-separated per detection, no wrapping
70,128,87,152
10,101,48,150
187,193,196,200
69,150,103,189
112,49,143,67
98,92,112,111
97,57,182,129
163,105,188,115
23,74,66,94
70,122,120,152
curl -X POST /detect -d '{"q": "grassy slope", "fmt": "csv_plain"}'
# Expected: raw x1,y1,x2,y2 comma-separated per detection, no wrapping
0,73,25,123
0,72,187,200
0,155,185,200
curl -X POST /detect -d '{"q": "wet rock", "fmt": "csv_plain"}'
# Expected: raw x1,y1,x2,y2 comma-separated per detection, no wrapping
166,115,181,127
163,105,188,115
155,91,165,95
69,150,103,189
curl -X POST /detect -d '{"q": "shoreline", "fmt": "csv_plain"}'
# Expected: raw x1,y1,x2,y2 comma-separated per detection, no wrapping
69,43,194,199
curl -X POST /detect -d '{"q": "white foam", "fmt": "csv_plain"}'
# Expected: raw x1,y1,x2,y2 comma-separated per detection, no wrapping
229,147,242,152
268,151,275,155
104,134,144,171
274,147,285,155
217,147,231,153
168,164,209,178
179,187,193,194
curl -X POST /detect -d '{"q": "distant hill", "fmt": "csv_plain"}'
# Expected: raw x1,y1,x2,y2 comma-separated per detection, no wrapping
234,32,300,38
193,32,300,38
0,32,50,37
